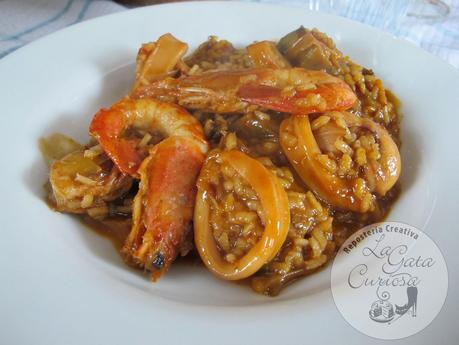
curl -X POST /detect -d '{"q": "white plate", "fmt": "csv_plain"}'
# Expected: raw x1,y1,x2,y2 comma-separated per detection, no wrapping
1,2,458,344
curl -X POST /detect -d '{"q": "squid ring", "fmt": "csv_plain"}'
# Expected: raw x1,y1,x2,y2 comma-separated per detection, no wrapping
280,112,401,212
194,150,291,280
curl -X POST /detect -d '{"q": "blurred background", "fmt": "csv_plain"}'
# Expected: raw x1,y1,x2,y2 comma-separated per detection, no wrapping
0,0,457,67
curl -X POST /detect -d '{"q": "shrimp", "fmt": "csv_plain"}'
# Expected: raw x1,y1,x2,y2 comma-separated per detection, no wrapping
122,136,205,280
89,98,208,279
132,67,357,114
49,147,133,215
89,97,208,177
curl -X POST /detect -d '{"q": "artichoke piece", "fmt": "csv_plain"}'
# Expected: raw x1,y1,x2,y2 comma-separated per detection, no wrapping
277,26,335,72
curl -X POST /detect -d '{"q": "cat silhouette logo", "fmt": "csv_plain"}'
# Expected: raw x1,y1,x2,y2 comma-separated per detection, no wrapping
368,286,417,324
331,222,447,339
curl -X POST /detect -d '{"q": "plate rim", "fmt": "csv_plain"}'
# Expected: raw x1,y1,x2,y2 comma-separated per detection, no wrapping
1,2,458,344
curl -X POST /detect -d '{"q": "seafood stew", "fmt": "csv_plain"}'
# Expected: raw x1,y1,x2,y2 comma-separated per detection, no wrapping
42,27,401,296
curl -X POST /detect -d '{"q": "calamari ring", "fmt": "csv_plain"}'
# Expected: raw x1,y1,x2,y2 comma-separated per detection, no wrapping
280,112,401,212
194,150,290,280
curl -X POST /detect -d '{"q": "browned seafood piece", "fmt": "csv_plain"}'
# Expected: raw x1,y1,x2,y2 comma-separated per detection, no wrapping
49,148,133,215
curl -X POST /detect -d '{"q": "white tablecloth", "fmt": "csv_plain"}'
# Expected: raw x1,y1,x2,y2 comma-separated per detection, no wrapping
1,0,458,68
